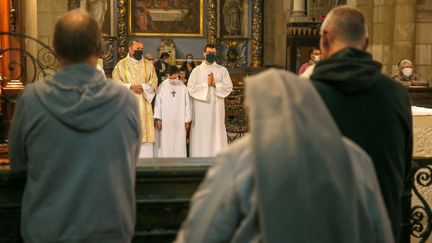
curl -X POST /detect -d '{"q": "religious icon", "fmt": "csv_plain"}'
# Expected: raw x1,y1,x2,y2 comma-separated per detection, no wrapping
80,0,115,36
219,0,248,38
223,0,243,36
129,0,204,37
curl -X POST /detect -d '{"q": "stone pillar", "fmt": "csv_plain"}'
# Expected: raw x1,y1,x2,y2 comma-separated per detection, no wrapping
292,0,306,17
415,0,432,83
392,0,417,74
290,0,308,23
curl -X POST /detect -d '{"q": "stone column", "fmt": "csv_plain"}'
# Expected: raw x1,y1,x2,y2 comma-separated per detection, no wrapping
290,0,308,22
392,0,417,74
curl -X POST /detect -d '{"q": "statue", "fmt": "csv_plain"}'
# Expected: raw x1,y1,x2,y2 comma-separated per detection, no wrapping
223,0,243,36
84,0,108,29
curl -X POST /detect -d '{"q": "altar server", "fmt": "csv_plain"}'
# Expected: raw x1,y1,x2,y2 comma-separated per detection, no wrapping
187,43,233,157
154,65,192,157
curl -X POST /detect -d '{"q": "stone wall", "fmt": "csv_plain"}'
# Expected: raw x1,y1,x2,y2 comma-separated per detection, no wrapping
263,0,291,67
24,0,68,50
350,0,432,84
415,0,432,84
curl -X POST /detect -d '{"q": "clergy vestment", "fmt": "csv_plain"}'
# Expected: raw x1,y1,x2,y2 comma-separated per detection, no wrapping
187,62,233,157
175,69,394,243
154,78,192,157
113,55,158,157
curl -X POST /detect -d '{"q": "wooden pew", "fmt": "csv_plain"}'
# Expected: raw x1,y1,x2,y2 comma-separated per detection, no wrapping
0,158,212,243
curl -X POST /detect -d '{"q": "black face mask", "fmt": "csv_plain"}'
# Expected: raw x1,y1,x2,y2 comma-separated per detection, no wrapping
206,53,216,63
133,50,143,60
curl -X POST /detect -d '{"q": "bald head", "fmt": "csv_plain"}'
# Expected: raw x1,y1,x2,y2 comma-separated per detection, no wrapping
320,6,369,59
53,10,102,63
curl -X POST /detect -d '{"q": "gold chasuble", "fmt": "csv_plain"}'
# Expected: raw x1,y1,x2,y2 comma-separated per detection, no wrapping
112,55,158,143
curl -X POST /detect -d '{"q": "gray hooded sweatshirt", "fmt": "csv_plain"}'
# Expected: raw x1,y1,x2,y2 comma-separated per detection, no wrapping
9,64,140,243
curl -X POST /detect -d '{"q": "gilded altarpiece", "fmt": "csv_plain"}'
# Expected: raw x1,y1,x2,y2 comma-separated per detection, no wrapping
68,0,263,142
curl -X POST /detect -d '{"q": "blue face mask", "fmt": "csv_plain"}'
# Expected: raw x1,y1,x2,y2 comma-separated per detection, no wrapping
206,53,216,63
187,58,193,64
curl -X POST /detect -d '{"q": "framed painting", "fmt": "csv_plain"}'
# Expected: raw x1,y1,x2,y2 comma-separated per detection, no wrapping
77,0,115,36
128,0,204,37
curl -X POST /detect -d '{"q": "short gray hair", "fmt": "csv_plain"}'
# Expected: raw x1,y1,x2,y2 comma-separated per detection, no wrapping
398,59,413,69
144,53,154,60
322,6,368,44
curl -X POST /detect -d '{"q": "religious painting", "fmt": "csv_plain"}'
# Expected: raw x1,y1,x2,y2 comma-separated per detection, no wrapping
128,0,204,37
218,0,249,38
79,0,115,36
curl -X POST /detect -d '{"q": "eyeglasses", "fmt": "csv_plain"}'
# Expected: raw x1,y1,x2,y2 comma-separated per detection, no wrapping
205,52,217,55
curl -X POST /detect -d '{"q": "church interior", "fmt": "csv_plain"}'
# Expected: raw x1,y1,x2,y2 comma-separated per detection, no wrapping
1,0,432,242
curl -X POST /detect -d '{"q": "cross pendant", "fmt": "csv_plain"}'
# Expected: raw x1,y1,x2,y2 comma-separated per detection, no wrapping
171,90,176,97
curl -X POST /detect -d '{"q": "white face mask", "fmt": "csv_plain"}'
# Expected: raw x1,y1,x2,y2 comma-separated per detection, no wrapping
169,78,179,84
312,55,321,62
402,67,413,77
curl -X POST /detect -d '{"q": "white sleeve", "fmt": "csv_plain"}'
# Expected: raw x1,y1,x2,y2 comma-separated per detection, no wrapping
153,86,163,120
142,83,156,103
187,68,209,101
214,68,233,98
185,89,192,123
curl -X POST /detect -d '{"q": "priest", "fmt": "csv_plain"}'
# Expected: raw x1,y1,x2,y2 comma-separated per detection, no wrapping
112,39,158,158
187,43,233,157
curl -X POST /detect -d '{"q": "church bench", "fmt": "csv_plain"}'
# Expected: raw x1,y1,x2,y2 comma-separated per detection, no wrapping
0,158,212,243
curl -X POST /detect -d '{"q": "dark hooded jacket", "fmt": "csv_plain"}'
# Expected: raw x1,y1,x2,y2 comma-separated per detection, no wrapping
311,48,413,242
9,64,141,243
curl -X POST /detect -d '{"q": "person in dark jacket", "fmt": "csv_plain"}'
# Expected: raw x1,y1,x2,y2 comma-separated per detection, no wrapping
180,53,196,80
310,6,413,243
154,52,171,85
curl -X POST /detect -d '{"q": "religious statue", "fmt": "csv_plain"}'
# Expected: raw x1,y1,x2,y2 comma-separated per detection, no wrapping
158,39,176,65
223,0,243,36
84,0,108,29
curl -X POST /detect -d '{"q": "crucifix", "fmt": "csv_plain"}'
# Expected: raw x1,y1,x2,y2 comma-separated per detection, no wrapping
171,90,176,97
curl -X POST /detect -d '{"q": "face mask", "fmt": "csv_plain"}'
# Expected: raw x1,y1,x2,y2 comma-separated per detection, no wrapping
187,58,193,64
133,50,143,60
312,55,321,62
169,77,179,83
206,53,216,63
402,67,413,77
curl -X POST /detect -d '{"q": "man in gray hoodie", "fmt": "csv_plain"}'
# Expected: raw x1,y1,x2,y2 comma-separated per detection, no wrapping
9,10,141,243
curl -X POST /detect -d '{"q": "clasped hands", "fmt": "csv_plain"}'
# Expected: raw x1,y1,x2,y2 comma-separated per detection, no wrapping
130,84,143,94
155,121,190,131
208,73,216,87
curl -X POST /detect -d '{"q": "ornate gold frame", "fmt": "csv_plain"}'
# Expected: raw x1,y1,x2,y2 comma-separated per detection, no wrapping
127,0,204,37
70,0,263,66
